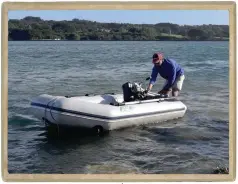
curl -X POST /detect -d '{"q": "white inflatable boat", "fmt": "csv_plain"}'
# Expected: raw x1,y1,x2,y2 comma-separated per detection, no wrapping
30,91,187,132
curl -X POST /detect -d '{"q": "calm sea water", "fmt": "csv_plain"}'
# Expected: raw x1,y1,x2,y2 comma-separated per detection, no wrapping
8,41,229,174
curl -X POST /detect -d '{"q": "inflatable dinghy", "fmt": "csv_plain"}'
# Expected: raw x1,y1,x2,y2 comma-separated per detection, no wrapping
30,82,187,132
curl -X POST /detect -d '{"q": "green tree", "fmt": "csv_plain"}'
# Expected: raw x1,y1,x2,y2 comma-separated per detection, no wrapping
65,33,80,40
8,16,229,41
9,29,31,40
187,29,205,40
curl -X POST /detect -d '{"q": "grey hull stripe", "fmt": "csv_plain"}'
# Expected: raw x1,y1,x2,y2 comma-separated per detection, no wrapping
31,102,185,120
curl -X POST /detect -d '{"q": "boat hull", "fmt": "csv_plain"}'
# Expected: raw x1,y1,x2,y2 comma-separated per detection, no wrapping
30,94,187,131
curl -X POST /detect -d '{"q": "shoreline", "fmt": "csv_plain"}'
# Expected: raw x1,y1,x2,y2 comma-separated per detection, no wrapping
9,17,229,43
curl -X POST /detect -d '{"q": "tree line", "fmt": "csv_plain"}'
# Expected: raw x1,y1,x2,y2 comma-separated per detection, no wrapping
8,16,229,41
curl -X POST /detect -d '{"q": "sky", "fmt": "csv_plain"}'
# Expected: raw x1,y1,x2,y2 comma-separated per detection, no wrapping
8,10,229,25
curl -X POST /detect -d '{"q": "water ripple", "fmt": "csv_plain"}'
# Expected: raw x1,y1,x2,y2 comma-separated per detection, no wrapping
8,41,229,174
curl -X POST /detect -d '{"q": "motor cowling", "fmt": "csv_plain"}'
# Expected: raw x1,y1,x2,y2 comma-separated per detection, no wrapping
122,82,146,102
122,82,134,102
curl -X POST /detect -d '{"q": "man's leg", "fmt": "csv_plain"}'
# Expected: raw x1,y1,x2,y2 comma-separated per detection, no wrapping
172,75,185,97
172,90,179,97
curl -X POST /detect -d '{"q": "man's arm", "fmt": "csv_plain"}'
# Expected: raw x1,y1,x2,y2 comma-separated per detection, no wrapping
147,67,159,92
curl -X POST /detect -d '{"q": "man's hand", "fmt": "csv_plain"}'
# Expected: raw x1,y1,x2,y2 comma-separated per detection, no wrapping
145,89,150,94
146,84,153,94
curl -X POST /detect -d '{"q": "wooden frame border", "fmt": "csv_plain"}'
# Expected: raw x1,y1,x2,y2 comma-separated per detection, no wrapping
1,1,236,182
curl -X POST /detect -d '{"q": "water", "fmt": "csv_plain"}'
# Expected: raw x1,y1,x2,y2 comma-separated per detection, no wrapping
8,41,229,174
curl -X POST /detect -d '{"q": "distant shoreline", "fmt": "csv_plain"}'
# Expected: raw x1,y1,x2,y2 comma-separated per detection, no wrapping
8,16,229,42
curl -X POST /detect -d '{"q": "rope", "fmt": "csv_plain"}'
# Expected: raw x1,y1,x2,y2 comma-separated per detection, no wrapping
44,97,60,136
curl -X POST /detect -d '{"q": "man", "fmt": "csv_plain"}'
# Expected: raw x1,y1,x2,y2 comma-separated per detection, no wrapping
146,52,185,97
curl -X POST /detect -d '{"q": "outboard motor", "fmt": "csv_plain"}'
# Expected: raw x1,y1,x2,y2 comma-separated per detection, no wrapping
122,82,146,102
122,82,135,102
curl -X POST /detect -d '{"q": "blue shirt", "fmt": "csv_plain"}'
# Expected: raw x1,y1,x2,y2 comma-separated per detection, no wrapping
150,58,184,90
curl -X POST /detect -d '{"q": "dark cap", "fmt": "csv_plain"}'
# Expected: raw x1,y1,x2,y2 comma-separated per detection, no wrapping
153,52,164,59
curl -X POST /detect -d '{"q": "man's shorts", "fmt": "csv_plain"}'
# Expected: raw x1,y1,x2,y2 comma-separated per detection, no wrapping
163,75,185,91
